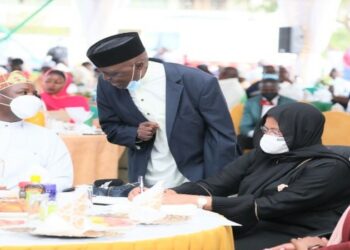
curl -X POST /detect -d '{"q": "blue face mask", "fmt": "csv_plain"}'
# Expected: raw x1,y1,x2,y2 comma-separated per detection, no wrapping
127,64,142,92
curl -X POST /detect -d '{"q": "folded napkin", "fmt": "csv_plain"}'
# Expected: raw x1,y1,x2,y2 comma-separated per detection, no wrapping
132,181,164,209
129,181,166,223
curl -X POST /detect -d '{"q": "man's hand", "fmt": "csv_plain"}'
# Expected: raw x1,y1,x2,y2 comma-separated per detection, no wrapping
137,121,159,141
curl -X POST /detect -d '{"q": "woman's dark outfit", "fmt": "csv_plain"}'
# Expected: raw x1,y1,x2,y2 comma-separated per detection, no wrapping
173,103,350,250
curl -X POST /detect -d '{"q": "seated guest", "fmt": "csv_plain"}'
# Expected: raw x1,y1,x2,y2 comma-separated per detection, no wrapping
218,66,247,110
0,71,73,191
330,86,350,113
278,66,304,101
246,65,276,98
267,205,350,250
196,64,213,75
41,69,90,111
129,102,350,250
238,76,295,150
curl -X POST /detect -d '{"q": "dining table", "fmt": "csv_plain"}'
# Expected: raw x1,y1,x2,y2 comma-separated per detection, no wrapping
0,209,235,250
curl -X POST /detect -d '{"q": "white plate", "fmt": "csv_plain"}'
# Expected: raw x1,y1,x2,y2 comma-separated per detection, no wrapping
31,225,124,238
30,230,104,238
0,190,18,199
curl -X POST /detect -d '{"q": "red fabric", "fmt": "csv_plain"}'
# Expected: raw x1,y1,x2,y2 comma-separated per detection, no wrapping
322,242,350,250
321,210,350,250
260,99,273,106
41,71,89,111
41,93,90,111
342,210,350,243
343,49,350,67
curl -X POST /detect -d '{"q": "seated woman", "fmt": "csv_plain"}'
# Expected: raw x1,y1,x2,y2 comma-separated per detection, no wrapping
267,206,350,250
40,69,90,111
129,102,350,250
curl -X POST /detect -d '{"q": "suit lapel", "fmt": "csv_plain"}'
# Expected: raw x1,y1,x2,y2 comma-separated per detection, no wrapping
164,63,183,140
256,97,263,120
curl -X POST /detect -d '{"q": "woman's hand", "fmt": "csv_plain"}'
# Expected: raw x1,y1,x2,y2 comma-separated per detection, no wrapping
164,189,177,195
162,192,190,205
127,187,149,201
265,237,328,250
128,188,212,210
128,188,177,201
162,192,212,210
264,242,295,250
290,237,327,250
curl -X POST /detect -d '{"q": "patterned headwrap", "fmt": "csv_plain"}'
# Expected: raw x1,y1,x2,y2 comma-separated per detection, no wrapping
0,71,31,91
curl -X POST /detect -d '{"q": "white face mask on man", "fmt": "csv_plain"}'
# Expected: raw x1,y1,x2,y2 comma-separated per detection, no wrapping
260,134,289,154
0,93,42,119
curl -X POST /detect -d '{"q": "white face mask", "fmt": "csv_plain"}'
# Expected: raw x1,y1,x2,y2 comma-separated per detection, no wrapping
260,134,289,154
0,94,42,119
127,64,142,92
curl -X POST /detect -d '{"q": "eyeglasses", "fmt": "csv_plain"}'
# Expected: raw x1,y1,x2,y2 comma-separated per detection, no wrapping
260,126,283,137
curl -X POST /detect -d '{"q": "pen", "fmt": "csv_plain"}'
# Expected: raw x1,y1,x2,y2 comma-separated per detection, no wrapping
138,176,144,194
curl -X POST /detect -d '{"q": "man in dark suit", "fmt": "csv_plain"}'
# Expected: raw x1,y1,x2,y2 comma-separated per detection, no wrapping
239,76,296,150
86,32,241,188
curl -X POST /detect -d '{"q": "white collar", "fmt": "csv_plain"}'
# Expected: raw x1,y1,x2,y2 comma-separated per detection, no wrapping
142,61,164,83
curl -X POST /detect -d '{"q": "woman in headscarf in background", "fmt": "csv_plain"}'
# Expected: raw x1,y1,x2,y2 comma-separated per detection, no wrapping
129,102,350,250
40,69,90,111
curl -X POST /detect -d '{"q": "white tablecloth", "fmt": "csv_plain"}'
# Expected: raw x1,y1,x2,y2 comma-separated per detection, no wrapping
0,209,236,246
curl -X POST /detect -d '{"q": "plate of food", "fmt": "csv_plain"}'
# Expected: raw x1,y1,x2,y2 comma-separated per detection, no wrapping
0,199,27,213
0,212,27,219
0,218,27,228
0,190,18,199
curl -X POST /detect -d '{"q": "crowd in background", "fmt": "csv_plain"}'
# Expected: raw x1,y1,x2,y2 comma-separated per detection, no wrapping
1,55,350,113
1,47,350,149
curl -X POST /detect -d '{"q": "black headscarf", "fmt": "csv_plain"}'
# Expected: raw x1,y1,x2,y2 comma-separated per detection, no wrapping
253,102,350,166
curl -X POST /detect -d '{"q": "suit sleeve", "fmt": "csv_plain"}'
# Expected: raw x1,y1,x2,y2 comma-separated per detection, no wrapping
97,78,140,148
198,76,241,176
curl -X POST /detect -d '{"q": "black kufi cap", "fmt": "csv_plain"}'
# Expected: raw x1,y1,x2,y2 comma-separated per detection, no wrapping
86,32,145,67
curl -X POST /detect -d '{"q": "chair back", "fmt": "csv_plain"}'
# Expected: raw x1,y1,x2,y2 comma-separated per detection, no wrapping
230,103,244,135
327,145,350,160
322,111,350,146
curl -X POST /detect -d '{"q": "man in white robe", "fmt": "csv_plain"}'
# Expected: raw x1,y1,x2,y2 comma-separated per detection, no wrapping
0,71,73,191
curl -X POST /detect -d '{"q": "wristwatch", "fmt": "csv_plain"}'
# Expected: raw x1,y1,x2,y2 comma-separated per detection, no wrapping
197,196,208,209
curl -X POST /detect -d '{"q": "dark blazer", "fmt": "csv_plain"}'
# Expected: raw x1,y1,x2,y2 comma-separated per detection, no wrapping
240,95,296,136
97,62,241,183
